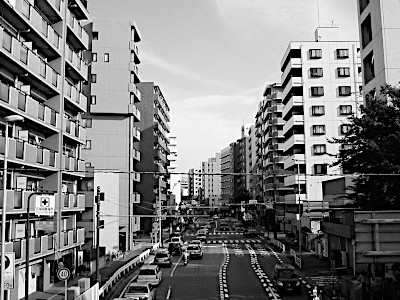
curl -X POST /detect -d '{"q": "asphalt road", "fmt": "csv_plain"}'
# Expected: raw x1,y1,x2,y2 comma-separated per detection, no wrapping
117,221,311,300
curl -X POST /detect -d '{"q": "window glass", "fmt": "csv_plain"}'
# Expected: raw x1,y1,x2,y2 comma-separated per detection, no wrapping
92,53,97,62
104,53,109,62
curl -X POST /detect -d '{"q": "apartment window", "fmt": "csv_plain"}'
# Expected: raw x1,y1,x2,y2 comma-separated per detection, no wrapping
104,53,109,62
91,74,97,83
83,140,91,149
338,67,350,77
309,49,322,59
310,68,323,77
311,86,324,96
339,86,352,96
92,32,99,40
361,14,372,48
314,164,327,175
312,125,325,135
339,105,352,115
359,0,370,13
363,51,375,83
336,49,349,59
20,46,28,65
90,95,96,105
92,53,97,62
22,0,30,18
312,106,325,116
340,124,351,135
313,144,326,155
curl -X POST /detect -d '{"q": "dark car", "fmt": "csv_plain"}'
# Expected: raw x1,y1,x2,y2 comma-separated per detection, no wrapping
154,249,172,267
243,229,263,238
272,264,301,294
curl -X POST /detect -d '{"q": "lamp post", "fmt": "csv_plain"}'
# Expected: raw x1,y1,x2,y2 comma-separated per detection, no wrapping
1,115,24,300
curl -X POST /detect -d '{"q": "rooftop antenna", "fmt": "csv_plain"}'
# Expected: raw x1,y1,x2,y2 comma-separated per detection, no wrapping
317,0,321,27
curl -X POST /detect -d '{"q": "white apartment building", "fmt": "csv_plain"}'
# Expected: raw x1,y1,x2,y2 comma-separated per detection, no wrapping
247,125,257,199
168,136,181,207
357,0,400,96
280,27,363,233
202,153,222,207
188,168,202,200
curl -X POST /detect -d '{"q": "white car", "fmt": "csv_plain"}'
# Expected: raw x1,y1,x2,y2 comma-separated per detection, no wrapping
124,282,156,300
136,264,162,286
190,239,203,248
187,244,203,259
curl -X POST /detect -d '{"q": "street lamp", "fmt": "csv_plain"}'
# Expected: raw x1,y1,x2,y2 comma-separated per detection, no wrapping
1,115,24,300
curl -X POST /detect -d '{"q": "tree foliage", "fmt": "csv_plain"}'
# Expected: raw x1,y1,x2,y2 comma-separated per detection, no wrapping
331,85,400,210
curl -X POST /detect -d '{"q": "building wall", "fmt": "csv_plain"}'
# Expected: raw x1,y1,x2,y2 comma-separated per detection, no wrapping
357,0,400,95
221,144,234,203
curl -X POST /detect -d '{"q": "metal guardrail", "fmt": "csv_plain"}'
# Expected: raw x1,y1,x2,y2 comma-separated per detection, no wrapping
290,248,302,268
98,243,160,297
270,238,286,252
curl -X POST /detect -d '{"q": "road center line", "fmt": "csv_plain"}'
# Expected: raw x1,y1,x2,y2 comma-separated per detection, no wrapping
170,256,182,277
166,285,172,299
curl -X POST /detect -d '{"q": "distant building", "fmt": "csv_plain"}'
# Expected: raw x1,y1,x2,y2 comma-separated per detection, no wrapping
168,136,181,207
247,125,258,200
136,83,170,234
357,0,400,96
280,27,363,234
221,144,234,204
188,168,202,200
202,153,222,207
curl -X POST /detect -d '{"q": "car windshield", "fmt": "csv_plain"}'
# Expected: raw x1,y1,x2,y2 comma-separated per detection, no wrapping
155,253,169,258
278,269,298,279
127,286,148,293
139,269,156,275
188,246,199,250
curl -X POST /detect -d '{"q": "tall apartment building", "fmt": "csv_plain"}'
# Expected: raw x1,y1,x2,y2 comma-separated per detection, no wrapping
201,153,221,207
167,136,180,207
233,136,247,201
0,0,89,297
357,0,400,95
220,144,234,204
188,168,201,201
83,1,142,254
136,82,170,233
247,125,258,200
280,27,363,233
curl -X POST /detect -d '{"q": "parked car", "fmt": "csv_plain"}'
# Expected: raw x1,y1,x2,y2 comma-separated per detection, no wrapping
190,239,203,248
154,249,172,267
272,263,301,294
187,244,203,259
243,229,263,238
197,228,209,235
136,264,162,286
124,282,156,300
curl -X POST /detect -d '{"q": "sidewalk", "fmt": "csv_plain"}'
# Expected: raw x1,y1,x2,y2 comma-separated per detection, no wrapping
27,236,154,300
266,233,354,300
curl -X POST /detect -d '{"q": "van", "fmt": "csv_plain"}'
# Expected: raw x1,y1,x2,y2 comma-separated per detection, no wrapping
197,228,208,235
136,264,162,286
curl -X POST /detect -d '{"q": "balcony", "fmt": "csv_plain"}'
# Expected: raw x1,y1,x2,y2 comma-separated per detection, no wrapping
66,10,89,49
129,62,140,83
64,80,87,112
129,41,140,63
62,154,86,174
132,126,141,141
61,193,85,211
132,192,140,204
66,45,89,81
282,77,303,102
5,228,85,263
132,148,140,161
283,134,305,152
63,118,86,143
0,28,60,91
154,149,167,162
0,82,60,130
132,171,140,182
283,154,305,169
282,96,303,120
128,103,140,121
282,114,304,135
0,137,60,171
128,83,141,102
155,107,170,132
284,174,307,188
10,0,62,55
281,57,302,84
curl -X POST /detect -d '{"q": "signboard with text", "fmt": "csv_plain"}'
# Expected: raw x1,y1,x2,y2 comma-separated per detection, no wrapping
3,253,15,290
35,195,55,216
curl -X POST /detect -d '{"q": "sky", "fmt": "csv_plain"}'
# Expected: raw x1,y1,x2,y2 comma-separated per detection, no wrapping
124,0,360,172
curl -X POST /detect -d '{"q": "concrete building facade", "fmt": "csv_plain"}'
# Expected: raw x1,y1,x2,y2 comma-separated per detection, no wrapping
357,0,400,95
202,154,221,207
280,27,363,233
188,168,201,201
136,82,170,234
0,0,90,297
220,144,234,204
83,1,142,254
168,136,180,208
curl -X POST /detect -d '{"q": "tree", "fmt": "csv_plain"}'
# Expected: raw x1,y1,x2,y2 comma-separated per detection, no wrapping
331,85,400,210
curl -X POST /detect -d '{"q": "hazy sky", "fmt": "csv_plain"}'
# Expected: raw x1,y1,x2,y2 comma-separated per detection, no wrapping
124,0,360,172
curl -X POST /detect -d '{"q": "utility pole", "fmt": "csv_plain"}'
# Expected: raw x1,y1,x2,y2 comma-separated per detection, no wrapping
96,186,101,284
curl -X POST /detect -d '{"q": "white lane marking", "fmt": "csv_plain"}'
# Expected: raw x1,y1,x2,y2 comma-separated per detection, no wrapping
170,256,182,277
166,285,172,299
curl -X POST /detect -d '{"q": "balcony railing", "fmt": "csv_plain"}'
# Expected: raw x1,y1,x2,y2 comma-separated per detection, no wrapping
64,80,87,112
66,10,89,49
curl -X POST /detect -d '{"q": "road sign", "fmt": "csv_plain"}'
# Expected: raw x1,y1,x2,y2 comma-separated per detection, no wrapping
249,200,257,204
57,267,70,281
3,253,15,289
35,195,55,216
35,220,56,232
